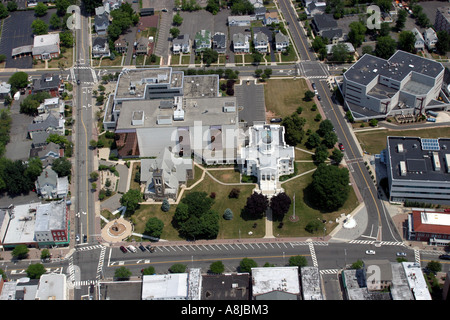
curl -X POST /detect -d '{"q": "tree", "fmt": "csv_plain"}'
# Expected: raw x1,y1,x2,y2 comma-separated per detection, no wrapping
174,202,189,226
239,258,257,273
12,244,29,259
304,90,315,101
398,31,416,53
426,261,442,273
52,157,72,177
314,144,329,164
50,13,62,30
228,188,240,199
322,131,338,149
378,22,391,38
161,199,170,212
306,132,321,149
330,148,343,165
7,1,17,12
361,46,373,55
173,12,183,26
374,36,397,59
416,12,430,28
0,3,8,19
251,52,263,65
142,266,156,275
244,192,269,219
288,255,307,268
144,217,164,238
305,220,322,233
60,31,74,47
31,19,49,35
395,10,407,31
26,263,46,279
209,261,225,274
223,208,233,220
34,2,48,17
318,119,334,137
170,27,180,39
330,43,351,63
8,72,29,93
282,113,306,146
120,189,143,215
436,30,450,55
169,263,187,273
270,192,291,220
114,266,132,280
307,163,350,211
90,171,99,181
348,21,366,48
82,0,103,14
40,249,51,260
202,48,219,66
206,0,220,14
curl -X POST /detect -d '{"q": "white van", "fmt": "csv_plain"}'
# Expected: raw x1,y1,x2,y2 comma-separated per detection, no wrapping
127,245,137,253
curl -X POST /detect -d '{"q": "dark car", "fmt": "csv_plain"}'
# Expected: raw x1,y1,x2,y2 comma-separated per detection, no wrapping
139,245,146,252
311,82,316,90
317,95,321,101
439,254,450,260
146,245,155,253
83,234,87,243
270,118,282,123
120,246,127,253
77,79,81,85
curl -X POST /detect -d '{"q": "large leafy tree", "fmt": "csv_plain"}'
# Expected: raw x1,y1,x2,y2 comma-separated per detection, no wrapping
270,192,291,221
281,113,306,146
144,217,164,238
398,31,416,53
8,71,29,93
26,263,46,279
374,36,397,59
308,163,350,212
52,157,72,177
120,189,143,215
244,192,269,219
114,266,132,280
436,30,450,55
239,258,257,273
31,19,49,35
348,21,366,48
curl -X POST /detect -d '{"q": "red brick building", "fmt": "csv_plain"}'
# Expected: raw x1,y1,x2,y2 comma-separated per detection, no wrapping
408,209,450,245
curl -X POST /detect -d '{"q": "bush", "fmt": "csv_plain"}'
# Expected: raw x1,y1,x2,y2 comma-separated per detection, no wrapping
228,188,240,199
161,199,170,212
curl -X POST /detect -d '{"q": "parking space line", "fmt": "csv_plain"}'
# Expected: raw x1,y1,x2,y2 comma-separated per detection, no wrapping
215,245,222,250
229,244,235,250
222,244,228,250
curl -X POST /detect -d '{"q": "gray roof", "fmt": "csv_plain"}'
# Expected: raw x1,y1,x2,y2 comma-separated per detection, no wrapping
93,36,108,48
313,14,338,30
33,74,61,92
213,33,226,48
173,34,190,46
321,28,342,40
387,136,450,182
344,51,444,86
95,12,109,28
28,113,60,133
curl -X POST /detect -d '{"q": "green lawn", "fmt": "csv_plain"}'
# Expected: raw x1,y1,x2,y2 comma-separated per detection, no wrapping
355,127,450,155
277,170,360,237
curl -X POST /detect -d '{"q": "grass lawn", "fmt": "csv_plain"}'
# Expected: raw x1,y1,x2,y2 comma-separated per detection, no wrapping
264,78,321,148
355,127,450,154
277,170,360,237
207,168,241,183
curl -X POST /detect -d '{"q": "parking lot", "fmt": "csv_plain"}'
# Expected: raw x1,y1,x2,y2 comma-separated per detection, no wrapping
0,10,55,69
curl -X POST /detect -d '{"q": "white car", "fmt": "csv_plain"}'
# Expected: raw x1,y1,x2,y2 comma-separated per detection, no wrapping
365,250,376,255
396,252,406,257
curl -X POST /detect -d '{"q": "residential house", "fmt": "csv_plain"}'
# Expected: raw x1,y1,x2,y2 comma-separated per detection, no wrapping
194,30,212,53
228,16,251,27
253,31,269,53
95,5,110,16
326,42,355,56
103,0,122,11
253,6,266,20
423,27,438,51
114,35,128,54
312,14,343,43
263,11,279,25
27,112,64,139
305,1,326,17
212,32,227,54
233,33,250,53
94,12,110,35
92,37,111,58
32,34,60,60
135,37,149,55
412,28,425,51
31,131,51,148
37,97,64,115
29,142,63,167
35,166,69,199
172,34,190,54
0,82,11,99
249,0,264,8
32,74,62,98
275,32,290,52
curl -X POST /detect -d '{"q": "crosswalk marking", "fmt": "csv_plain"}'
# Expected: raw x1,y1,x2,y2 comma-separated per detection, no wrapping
414,249,421,265
74,280,98,287
320,269,340,275
309,242,318,267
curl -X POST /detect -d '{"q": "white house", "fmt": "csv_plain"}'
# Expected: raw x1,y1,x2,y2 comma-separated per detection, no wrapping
172,34,190,54
412,28,425,50
233,33,250,53
423,27,438,50
228,15,251,26
275,32,290,52
253,32,269,53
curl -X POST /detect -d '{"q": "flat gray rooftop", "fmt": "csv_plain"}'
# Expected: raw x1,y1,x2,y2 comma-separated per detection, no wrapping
387,136,450,182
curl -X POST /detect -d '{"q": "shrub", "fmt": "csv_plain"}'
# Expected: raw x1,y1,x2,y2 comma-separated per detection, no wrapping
228,188,240,199
223,208,233,220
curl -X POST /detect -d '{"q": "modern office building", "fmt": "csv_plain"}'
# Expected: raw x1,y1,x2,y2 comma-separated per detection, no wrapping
435,7,450,34
383,136,450,204
342,50,445,120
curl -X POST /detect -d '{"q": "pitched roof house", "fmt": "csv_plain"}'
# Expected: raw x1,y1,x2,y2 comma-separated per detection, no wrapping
94,12,110,35
35,166,69,199
194,30,212,53
275,32,290,52
233,33,250,53
32,34,60,60
423,27,438,50
172,34,190,54
32,74,62,97
92,37,111,58
212,32,227,54
254,31,269,53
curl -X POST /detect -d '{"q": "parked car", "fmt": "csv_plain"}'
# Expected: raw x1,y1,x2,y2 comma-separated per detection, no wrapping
270,118,282,123
311,82,316,90
77,79,81,85
146,245,155,253
139,245,146,252
83,234,87,243
339,143,345,151
76,234,80,242
127,245,137,253
396,252,406,257
365,250,376,255
439,254,450,260
317,95,321,101
120,246,127,253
